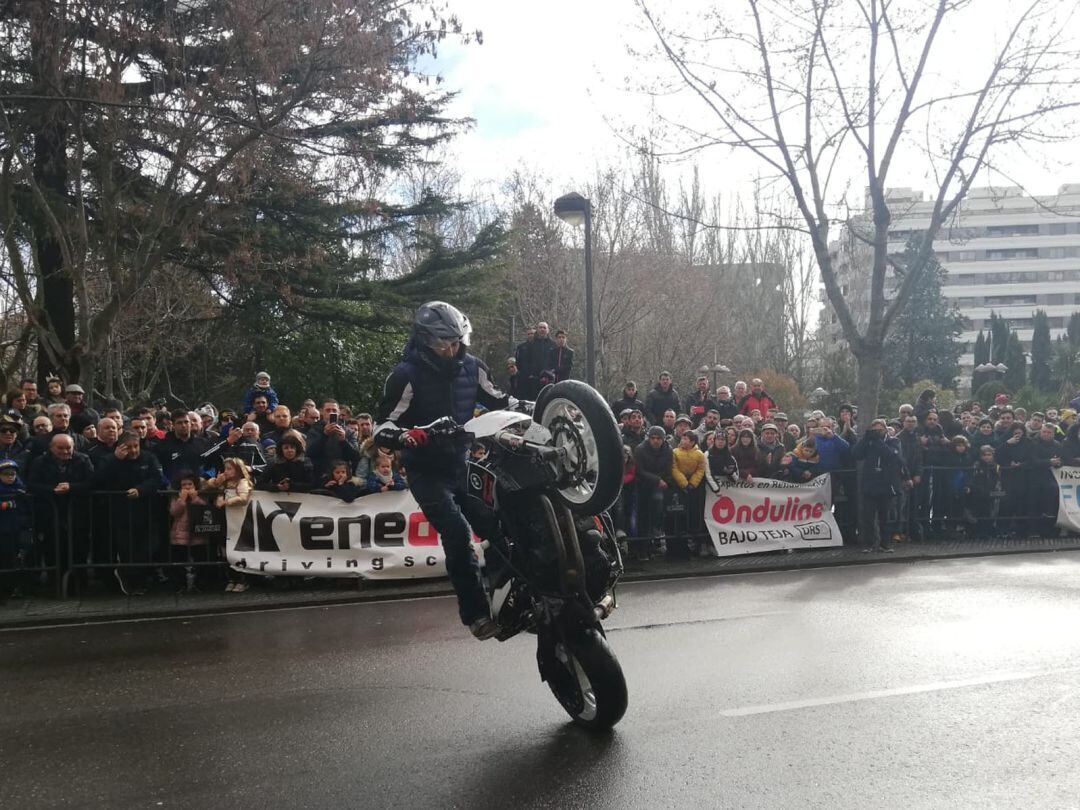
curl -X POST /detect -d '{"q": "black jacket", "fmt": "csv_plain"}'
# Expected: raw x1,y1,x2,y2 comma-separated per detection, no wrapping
684,392,718,427
551,344,574,381
713,399,739,421
257,456,315,492
633,440,674,488
896,430,924,478
201,437,267,474
643,384,681,427
705,446,739,490
609,394,646,418
155,434,212,480
852,433,906,497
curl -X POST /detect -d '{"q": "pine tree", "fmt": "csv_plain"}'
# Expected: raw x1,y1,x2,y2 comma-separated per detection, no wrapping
1004,331,1027,390
883,236,969,388
971,330,988,395
1030,310,1053,391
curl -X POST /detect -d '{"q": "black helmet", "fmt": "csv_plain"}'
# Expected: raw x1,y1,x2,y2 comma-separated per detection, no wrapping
412,301,471,350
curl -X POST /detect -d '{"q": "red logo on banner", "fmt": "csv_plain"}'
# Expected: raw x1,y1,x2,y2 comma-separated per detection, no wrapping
711,494,824,524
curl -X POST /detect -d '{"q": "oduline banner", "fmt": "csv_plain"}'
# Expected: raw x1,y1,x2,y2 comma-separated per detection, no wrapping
224,489,475,580
1054,466,1080,532
704,475,843,556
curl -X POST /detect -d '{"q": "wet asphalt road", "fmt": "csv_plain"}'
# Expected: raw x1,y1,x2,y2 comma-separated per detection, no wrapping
3,553,1080,809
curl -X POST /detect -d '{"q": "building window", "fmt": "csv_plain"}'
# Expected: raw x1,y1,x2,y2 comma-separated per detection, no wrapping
987,248,1039,260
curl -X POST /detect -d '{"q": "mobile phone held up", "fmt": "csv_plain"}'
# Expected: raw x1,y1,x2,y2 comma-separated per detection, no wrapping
328,413,339,424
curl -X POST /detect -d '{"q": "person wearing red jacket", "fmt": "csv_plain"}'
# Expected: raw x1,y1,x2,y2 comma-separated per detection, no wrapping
739,378,778,417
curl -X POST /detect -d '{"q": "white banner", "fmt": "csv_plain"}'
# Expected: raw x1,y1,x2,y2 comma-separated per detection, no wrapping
704,475,843,556
225,489,475,580
1055,466,1080,532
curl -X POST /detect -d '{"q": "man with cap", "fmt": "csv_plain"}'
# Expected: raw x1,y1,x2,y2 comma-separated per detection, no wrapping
633,426,675,547
774,413,796,451
0,416,27,467
671,414,693,446
757,423,786,478
65,384,100,435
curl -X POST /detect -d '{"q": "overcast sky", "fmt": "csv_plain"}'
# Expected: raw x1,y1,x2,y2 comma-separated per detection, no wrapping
432,0,1080,209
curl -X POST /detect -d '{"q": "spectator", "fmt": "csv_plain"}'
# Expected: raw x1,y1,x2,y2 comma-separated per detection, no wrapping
660,409,677,437
318,460,364,502
731,429,761,481
307,399,361,479
87,417,121,468
168,471,209,592
204,421,268,474
914,388,937,425
20,379,43,417
852,418,906,553
672,414,693,444
64,384,100,435
633,426,674,549
0,417,27,466
733,380,748,405
896,414,924,541
206,458,253,593
644,372,681,426
813,421,850,472
740,378,778,418
156,410,212,481
705,431,739,489
26,404,87,470
265,405,295,448
693,409,721,448
784,437,820,482
836,404,858,442
513,327,536,388
774,413,796,450
93,430,164,595
610,382,645,419
620,409,647,449
940,435,974,533
244,394,273,436
714,386,739,421
258,432,314,493
1029,424,1063,536
551,329,574,381
757,423,786,479
43,375,65,407
918,410,952,533
519,322,556,398
966,446,1003,538
134,407,166,443
685,376,717,427
0,459,30,599
996,424,1032,536
242,371,279,415
671,431,706,552
365,455,408,495
27,434,94,583
505,357,522,398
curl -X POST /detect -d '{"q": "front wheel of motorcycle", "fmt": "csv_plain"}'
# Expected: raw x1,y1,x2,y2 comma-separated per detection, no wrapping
539,627,628,731
535,380,623,516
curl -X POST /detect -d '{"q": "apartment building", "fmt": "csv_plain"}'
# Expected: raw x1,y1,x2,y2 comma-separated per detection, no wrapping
822,183,1080,387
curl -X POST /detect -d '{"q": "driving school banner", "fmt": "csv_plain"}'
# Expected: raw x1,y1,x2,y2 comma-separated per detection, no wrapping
1055,466,1080,532
704,475,843,556
224,489,472,580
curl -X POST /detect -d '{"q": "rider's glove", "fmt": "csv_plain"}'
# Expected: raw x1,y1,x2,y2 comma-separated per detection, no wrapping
405,428,429,447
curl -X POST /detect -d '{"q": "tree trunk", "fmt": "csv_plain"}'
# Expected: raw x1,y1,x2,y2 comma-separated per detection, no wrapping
30,2,77,386
853,344,884,549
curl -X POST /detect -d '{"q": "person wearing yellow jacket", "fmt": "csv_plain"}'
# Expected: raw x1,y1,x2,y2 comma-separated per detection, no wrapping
671,432,707,555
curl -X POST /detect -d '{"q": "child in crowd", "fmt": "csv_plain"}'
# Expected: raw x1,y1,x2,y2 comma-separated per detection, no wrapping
966,445,1003,538
320,460,364,502
0,460,29,600
206,458,253,593
242,371,279,415
168,471,209,592
365,456,407,495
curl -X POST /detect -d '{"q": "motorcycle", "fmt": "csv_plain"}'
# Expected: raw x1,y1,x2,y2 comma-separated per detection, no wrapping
418,380,628,731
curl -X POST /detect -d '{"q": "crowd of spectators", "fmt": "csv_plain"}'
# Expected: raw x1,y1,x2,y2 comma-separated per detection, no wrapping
609,372,1080,559
2,334,1078,600
0,372,409,598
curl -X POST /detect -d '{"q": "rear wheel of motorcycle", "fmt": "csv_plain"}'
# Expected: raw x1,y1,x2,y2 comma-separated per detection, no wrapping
539,628,628,731
535,380,623,516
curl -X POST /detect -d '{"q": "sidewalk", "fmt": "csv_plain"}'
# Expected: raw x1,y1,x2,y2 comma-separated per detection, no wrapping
3,535,1080,629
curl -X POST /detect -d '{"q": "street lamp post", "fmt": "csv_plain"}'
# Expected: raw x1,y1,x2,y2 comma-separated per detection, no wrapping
702,363,730,390
554,192,595,387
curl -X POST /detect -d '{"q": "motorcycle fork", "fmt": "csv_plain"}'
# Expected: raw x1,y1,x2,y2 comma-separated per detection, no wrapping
537,493,590,604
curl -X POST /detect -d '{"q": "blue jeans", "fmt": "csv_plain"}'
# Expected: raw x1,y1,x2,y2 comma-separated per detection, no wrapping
408,464,489,625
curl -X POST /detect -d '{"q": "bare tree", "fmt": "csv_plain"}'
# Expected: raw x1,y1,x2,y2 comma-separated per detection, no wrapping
637,0,1080,417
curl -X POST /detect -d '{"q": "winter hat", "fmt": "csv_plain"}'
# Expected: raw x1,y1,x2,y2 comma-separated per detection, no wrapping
255,371,271,384
0,459,18,473
675,414,692,426
647,426,667,439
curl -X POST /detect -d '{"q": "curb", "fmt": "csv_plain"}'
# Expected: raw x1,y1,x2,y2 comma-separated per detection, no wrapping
5,542,1080,630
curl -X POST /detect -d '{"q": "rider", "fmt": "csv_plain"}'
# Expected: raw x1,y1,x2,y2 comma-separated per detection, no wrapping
374,302,512,640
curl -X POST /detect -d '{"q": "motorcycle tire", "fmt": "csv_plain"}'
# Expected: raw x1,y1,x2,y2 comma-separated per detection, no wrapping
535,380,623,516
539,627,628,731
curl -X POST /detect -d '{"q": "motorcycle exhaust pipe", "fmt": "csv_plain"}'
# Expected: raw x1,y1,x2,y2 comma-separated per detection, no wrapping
594,592,616,621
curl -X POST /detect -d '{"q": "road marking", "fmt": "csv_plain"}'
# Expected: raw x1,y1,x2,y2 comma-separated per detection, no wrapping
719,669,1078,716
607,611,789,633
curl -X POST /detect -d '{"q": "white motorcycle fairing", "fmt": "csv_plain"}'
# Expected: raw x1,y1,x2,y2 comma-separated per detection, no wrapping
465,410,553,445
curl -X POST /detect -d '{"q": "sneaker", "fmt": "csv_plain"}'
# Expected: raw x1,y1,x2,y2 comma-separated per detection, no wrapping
113,568,129,596
233,582,249,593
878,546,895,554
469,617,499,641
860,547,873,553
